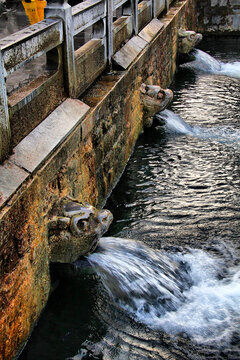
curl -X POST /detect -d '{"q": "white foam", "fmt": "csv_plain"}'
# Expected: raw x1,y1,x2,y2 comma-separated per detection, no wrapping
219,61,240,79
157,109,240,147
156,109,193,135
87,237,240,346
182,49,240,79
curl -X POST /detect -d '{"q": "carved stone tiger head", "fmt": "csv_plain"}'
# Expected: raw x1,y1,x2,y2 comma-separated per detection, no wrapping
48,198,113,263
140,84,173,128
178,29,203,54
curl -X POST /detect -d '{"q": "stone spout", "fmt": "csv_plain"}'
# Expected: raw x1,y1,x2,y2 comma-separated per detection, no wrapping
48,198,113,263
178,29,203,54
140,84,173,128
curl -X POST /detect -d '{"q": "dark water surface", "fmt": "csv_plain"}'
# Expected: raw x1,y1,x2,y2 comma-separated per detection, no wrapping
20,38,240,360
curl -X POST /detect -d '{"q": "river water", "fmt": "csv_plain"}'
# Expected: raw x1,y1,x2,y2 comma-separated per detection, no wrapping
20,38,240,360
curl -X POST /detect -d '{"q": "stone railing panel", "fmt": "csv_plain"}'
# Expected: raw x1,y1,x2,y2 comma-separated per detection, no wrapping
9,46,65,146
153,0,165,17
0,19,65,148
72,0,105,35
113,16,133,53
0,19,63,75
138,0,152,32
75,39,107,96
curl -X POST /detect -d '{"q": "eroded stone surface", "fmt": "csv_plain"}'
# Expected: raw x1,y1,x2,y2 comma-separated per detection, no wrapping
197,0,240,34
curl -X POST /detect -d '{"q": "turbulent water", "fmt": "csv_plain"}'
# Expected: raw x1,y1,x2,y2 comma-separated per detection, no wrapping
182,48,240,79
155,108,240,147
20,38,240,360
88,237,240,346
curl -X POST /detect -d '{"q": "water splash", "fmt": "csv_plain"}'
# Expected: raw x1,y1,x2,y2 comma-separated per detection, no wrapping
182,49,240,79
88,237,192,317
155,109,240,147
88,237,240,346
154,109,193,135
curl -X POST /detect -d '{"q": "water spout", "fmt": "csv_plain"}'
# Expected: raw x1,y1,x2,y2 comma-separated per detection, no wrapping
178,29,203,54
48,198,113,263
153,109,240,147
140,84,173,128
181,49,240,79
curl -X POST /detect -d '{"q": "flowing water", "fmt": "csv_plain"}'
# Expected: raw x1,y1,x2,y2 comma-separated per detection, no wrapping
20,38,240,359
182,48,240,79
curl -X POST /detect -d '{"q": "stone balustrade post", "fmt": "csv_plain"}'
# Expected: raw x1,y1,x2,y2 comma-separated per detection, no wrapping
165,0,169,12
132,0,139,34
0,51,11,163
152,0,156,18
106,0,113,64
45,0,77,97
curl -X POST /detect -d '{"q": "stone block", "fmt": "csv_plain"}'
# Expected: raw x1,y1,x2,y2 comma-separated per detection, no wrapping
112,36,148,69
138,19,164,43
0,161,29,208
81,114,94,140
10,99,90,174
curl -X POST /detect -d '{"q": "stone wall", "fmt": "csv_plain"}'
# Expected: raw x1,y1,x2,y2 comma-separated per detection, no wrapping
197,0,240,34
0,0,197,358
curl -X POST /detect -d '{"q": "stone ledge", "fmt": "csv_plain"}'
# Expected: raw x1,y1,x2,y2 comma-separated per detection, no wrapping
0,98,90,209
0,160,29,209
112,36,148,69
10,98,90,174
138,19,164,43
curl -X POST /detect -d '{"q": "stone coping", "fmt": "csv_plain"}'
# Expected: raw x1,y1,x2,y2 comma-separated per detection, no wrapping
112,19,164,69
0,98,90,209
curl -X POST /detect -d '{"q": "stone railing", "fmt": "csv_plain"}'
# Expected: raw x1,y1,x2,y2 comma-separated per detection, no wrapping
0,0,174,163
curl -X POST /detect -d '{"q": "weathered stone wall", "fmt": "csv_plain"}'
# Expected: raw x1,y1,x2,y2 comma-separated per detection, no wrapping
197,0,240,34
0,0,197,358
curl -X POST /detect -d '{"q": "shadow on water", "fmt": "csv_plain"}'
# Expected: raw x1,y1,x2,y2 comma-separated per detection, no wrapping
20,37,240,360
20,271,107,360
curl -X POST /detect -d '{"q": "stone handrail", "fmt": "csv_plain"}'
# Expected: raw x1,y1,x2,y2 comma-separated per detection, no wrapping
72,0,105,35
0,0,169,163
0,19,63,75
0,18,63,163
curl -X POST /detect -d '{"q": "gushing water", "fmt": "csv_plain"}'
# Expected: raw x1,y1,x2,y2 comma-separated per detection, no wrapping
182,49,240,79
154,109,193,135
88,237,240,346
155,109,240,146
